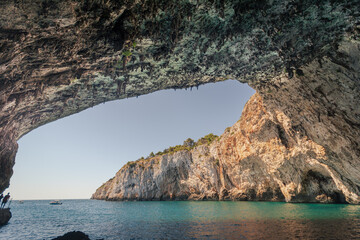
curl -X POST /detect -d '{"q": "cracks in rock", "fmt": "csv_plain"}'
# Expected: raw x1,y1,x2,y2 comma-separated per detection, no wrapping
276,124,290,149
0,0,359,202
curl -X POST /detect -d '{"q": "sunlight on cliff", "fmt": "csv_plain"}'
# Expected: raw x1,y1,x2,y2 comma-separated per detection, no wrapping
8,80,254,200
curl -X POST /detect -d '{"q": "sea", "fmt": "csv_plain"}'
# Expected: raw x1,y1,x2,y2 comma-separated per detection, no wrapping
0,199,360,240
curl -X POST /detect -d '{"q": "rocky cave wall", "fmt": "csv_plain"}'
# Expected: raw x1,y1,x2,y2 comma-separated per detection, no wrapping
93,58,360,203
0,0,359,198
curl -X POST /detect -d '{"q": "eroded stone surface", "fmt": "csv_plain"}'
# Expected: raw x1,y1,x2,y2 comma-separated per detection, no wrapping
92,91,360,203
0,0,359,197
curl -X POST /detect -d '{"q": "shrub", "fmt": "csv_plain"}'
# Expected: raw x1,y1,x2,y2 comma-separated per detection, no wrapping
195,133,218,146
122,50,132,57
183,138,195,147
124,133,220,166
127,161,137,168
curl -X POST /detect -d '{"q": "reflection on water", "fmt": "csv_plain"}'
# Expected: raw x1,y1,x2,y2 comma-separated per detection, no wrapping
0,200,360,239
183,219,360,240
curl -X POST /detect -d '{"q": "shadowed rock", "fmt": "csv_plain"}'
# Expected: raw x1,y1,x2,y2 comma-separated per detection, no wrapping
0,208,12,226
93,92,359,203
0,1,359,202
52,231,91,240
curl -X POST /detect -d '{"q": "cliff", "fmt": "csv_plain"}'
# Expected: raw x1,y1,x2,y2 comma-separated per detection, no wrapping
0,0,359,201
92,93,359,203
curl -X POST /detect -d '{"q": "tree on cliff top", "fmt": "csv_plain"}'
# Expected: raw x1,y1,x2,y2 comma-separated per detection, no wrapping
183,138,195,147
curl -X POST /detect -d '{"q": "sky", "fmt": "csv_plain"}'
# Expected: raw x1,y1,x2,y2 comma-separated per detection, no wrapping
8,80,255,200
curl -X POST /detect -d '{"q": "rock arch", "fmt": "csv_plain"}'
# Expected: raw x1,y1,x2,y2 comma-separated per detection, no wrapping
0,0,359,202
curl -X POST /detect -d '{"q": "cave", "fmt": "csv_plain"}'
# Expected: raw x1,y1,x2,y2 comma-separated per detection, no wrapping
294,170,347,203
8,80,253,200
0,0,360,203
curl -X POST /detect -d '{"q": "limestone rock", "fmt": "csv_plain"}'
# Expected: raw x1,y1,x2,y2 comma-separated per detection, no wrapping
0,0,359,199
93,92,360,203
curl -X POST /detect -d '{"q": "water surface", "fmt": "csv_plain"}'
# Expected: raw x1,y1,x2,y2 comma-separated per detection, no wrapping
1,200,359,239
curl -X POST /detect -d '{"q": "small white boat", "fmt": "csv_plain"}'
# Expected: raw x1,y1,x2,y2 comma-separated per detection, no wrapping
49,200,62,205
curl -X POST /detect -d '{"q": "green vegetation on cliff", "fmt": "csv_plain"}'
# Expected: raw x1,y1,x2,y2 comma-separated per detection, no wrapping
154,133,218,156
125,133,219,168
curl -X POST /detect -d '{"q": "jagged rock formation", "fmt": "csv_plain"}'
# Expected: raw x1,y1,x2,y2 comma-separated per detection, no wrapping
92,94,360,203
0,0,359,201
92,92,360,203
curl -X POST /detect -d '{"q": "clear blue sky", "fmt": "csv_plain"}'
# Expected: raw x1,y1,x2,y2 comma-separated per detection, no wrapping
8,80,255,200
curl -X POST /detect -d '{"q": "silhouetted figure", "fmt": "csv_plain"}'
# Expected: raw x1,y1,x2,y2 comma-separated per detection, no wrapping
1,193,10,208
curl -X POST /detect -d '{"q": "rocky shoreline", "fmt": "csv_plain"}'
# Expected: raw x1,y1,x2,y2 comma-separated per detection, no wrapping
0,0,359,206
93,93,359,204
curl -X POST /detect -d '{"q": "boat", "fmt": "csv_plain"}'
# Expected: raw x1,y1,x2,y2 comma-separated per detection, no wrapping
18,200,24,204
49,200,62,205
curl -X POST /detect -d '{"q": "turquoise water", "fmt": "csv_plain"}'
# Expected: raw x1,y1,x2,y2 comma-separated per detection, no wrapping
1,200,360,239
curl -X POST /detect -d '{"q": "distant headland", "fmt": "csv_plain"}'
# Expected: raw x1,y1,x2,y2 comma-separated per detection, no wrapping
92,94,358,204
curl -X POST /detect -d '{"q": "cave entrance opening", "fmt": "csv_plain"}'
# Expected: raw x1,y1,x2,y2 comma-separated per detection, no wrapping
7,80,254,200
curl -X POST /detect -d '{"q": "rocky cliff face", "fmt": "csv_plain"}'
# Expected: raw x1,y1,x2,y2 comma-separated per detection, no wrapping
0,0,359,199
92,92,360,203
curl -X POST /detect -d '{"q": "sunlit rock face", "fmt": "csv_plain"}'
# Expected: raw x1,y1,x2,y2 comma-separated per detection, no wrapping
92,89,360,203
0,0,359,197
